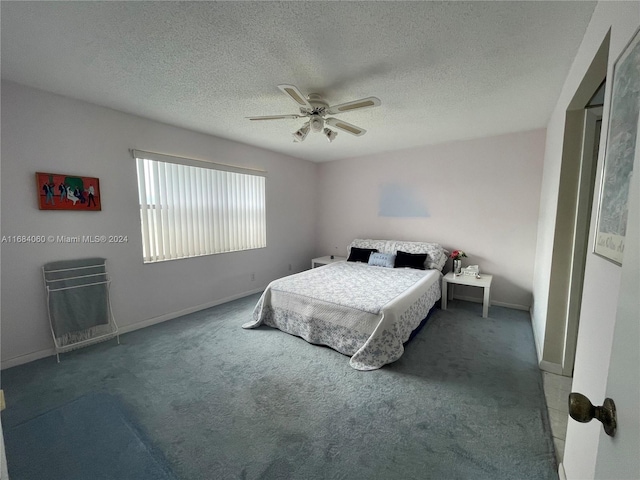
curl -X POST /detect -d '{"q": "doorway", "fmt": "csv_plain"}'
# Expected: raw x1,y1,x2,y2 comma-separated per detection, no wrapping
539,33,610,377
563,98,603,377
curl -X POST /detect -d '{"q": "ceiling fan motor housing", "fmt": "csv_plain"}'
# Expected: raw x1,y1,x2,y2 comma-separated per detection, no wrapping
304,94,328,116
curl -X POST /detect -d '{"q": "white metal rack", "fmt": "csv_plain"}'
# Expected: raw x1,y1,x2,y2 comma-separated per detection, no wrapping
43,258,119,362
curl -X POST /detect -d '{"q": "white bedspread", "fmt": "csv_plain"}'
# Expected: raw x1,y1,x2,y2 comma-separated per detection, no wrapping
242,262,441,370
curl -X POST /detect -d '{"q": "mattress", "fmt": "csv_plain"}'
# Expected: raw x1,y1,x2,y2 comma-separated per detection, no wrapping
242,261,441,370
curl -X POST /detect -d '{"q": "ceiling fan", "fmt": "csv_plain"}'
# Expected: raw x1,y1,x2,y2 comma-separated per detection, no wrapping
247,85,381,143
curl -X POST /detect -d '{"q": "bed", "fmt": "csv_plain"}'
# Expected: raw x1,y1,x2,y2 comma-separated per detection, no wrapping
242,239,447,370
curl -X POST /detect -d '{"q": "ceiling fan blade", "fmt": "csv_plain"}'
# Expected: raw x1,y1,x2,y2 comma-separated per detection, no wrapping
325,117,367,137
277,84,313,110
326,96,381,115
246,114,303,121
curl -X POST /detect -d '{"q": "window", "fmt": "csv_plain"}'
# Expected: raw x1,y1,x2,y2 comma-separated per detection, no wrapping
133,150,266,263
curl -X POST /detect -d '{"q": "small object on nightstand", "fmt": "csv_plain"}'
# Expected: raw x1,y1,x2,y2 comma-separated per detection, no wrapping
462,265,480,277
450,250,467,275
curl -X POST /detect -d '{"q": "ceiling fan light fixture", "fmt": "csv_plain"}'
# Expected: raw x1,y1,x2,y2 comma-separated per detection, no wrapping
292,123,310,142
309,116,324,133
324,128,337,143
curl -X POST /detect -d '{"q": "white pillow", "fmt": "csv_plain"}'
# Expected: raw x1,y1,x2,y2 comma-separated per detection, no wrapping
389,241,448,270
348,239,388,256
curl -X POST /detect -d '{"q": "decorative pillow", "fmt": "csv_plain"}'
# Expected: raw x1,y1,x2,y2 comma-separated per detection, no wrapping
348,239,448,270
390,241,448,270
428,246,449,271
394,251,427,270
368,252,396,268
347,247,378,263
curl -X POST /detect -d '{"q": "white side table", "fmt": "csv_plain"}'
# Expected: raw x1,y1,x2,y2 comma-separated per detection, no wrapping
311,255,347,268
441,272,493,318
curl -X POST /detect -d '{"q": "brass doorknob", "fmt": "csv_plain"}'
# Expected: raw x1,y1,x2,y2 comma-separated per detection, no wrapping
568,392,617,437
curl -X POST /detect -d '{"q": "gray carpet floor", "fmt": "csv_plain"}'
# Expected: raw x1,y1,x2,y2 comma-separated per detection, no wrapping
1,294,558,480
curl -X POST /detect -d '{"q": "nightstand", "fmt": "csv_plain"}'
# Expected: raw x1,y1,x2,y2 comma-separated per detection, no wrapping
311,256,347,268
441,272,493,318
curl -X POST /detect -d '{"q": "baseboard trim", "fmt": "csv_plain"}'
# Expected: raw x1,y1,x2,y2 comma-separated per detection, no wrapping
531,306,544,364
539,360,563,375
118,287,264,336
492,300,530,311
1,288,265,370
558,462,567,480
0,349,56,370
453,294,530,311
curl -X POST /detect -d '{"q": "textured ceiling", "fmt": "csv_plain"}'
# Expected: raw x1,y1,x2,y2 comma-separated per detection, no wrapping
1,1,596,162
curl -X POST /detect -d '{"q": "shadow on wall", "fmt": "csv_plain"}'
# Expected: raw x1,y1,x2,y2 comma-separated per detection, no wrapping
442,254,532,309
451,281,532,309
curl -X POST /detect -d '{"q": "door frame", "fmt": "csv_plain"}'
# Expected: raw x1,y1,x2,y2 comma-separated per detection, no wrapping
562,106,602,376
539,32,610,376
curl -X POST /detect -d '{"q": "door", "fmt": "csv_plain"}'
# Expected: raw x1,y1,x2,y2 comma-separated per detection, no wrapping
567,117,640,478
593,119,640,477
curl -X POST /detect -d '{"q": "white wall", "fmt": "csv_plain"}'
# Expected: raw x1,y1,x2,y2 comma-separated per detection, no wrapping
316,130,546,308
0,81,318,366
530,2,640,478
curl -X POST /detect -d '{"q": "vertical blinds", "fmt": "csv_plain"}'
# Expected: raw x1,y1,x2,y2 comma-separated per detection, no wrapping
133,151,266,263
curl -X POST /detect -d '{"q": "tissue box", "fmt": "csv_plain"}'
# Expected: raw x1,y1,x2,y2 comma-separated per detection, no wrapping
462,265,480,276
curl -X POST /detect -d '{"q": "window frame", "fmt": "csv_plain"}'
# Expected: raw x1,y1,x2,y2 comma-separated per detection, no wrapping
132,149,267,263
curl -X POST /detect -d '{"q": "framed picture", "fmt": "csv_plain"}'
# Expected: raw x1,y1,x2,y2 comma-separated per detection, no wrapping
36,172,101,211
594,27,640,265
